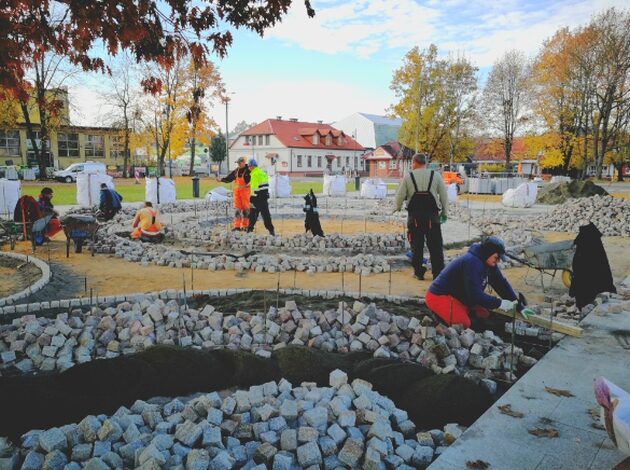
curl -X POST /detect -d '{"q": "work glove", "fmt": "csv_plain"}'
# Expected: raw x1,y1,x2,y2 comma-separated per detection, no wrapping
498,299,516,312
439,213,447,224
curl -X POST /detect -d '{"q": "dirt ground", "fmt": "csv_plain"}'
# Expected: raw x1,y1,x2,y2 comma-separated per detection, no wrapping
0,256,42,298
3,227,628,307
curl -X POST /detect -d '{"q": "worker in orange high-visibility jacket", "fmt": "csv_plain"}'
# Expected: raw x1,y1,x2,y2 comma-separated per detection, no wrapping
217,157,251,231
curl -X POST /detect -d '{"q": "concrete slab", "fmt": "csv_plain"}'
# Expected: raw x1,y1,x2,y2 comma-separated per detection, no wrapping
429,305,630,470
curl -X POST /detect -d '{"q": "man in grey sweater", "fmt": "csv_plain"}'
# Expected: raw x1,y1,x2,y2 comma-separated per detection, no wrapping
394,153,449,280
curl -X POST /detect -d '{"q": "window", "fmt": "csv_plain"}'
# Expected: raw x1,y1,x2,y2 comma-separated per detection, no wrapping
57,133,79,158
345,156,350,167
325,134,332,146
297,155,303,167
313,134,319,145
378,161,386,169
110,135,125,159
307,155,312,168
389,160,397,169
354,157,358,168
26,130,49,150
317,156,322,168
338,136,345,146
336,156,341,167
258,135,263,145
265,135,270,145
85,134,105,158
0,130,20,156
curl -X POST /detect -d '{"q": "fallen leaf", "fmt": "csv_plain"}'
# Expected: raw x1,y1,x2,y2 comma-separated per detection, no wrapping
591,422,606,431
528,427,559,438
587,408,600,421
466,460,490,469
539,417,554,425
545,386,575,397
498,404,524,418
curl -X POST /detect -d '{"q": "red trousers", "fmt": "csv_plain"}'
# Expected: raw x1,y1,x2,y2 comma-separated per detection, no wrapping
233,186,250,229
425,291,489,328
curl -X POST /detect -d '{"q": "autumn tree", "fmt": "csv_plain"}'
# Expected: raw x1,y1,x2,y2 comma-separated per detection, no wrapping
1,1,314,97
102,53,142,178
481,50,532,170
390,45,478,162
183,58,223,177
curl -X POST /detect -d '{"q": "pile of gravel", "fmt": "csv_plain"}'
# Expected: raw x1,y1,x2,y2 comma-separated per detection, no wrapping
0,298,536,386
0,371,465,470
536,180,608,204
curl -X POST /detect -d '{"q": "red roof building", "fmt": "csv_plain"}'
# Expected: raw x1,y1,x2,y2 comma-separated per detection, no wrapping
229,118,365,176
363,141,415,178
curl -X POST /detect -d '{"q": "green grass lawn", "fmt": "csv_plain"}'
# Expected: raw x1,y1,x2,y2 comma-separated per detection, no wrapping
20,179,368,205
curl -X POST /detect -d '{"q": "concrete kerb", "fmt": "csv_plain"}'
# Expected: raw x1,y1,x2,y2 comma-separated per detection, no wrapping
0,287,425,317
0,252,51,308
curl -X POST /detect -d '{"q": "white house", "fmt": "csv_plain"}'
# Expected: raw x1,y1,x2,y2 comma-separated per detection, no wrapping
228,118,365,176
332,112,402,150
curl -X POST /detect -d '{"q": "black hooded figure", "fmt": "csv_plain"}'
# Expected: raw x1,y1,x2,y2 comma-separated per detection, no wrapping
569,222,616,309
303,189,324,237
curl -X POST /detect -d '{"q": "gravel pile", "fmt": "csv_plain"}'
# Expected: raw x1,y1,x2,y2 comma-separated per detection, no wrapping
530,195,630,236
0,371,464,470
0,298,536,386
536,180,608,204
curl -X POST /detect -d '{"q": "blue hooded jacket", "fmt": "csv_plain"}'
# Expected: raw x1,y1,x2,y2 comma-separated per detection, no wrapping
428,243,517,309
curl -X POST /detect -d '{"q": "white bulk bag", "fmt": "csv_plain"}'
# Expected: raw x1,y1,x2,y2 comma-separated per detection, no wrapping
76,173,114,207
269,175,292,198
502,182,538,208
145,177,176,205
323,175,346,197
360,179,387,199
447,183,458,202
205,186,231,202
596,378,630,456
0,179,21,216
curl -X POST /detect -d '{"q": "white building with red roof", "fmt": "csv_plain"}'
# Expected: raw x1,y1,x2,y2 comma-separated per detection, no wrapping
228,118,365,176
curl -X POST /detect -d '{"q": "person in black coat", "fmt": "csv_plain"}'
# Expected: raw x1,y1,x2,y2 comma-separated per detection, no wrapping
569,222,616,309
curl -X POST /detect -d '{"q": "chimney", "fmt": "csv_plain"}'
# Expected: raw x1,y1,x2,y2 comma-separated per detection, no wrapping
276,116,282,120
317,120,323,124
289,118,298,122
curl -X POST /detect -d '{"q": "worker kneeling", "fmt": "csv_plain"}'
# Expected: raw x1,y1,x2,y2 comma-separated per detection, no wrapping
426,237,522,328
131,201,163,242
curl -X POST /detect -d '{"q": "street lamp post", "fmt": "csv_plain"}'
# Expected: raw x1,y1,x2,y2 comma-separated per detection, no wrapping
222,91,235,172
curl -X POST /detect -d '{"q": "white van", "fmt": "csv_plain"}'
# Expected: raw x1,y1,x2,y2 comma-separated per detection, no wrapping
53,162,107,183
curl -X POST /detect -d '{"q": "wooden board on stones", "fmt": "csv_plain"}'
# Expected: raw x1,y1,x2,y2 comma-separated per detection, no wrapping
493,309,583,337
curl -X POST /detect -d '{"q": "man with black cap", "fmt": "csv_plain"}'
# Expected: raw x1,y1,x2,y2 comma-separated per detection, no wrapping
425,236,521,328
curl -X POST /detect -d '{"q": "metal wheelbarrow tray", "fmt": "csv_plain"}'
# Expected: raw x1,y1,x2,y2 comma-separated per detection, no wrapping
60,214,100,257
508,239,575,291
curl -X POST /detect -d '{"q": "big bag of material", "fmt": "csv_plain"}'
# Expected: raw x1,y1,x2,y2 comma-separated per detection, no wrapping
269,174,292,198
447,182,458,202
360,179,387,199
502,182,538,208
595,377,630,456
323,175,346,197
145,177,176,204
0,179,21,217
205,186,231,202
76,173,114,207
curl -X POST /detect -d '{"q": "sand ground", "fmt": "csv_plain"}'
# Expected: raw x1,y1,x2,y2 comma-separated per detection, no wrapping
3,222,628,307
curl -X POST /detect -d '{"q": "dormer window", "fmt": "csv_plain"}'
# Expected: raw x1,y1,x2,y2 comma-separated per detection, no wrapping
312,133,319,145
325,134,332,146
338,135,345,146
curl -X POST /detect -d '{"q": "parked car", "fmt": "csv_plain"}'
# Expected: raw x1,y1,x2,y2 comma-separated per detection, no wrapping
53,162,106,183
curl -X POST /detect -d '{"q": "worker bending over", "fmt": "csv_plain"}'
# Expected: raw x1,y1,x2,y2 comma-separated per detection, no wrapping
247,159,275,235
218,157,251,231
426,237,522,328
131,201,162,240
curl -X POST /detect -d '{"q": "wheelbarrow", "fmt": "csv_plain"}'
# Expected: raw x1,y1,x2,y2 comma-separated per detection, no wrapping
506,239,575,292
60,214,100,257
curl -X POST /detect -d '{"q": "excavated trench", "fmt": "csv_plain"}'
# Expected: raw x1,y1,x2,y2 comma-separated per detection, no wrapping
0,292,553,444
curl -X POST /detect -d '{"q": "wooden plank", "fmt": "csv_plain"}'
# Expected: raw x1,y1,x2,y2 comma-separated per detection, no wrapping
493,309,583,337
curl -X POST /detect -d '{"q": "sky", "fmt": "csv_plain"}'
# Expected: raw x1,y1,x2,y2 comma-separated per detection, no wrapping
70,0,625,131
